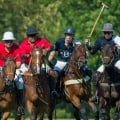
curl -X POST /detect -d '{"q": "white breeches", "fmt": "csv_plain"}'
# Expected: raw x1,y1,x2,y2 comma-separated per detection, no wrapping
54,60,67,72
14,69,24,90
97,60,120,73
20,63,51,73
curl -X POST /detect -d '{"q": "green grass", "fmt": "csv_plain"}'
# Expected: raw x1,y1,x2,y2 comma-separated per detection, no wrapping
8,118,93,120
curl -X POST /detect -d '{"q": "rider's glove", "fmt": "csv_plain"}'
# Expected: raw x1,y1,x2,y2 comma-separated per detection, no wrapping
21,55,28,61
85,38,92,50
48,60,54,69
29,52,32,56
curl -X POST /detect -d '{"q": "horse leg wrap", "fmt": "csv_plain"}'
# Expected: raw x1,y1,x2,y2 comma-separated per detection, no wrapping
80,107,88,120
113,107,120,120
100,108,106,120
74,111,80,120
113,113,119,120
30,113,36,120
117,105,120,112
94,111,99,120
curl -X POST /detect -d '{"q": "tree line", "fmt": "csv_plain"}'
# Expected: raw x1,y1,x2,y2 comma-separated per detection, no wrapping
0,0,119,118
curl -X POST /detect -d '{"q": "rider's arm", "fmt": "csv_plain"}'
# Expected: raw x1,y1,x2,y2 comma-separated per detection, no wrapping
43,48,50,56
48,50,56,61
16,62,21,68
88,38,101,55
14,47,22,68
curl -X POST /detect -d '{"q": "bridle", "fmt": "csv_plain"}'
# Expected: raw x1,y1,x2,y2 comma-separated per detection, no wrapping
102,48,115,67
0,57,16,86
29,48,45,76
69,48,87,70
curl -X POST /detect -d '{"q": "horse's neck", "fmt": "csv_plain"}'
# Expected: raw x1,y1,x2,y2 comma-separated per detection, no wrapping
68,57,84,78
0,76,5,91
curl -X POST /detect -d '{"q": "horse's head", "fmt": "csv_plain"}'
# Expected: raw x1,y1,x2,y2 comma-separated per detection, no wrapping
72,42,87,69
101,43,115,67
2,56,17,86
31,45,44,74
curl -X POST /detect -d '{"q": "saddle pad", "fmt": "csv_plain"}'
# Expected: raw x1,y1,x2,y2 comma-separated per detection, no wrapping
64,76,90,86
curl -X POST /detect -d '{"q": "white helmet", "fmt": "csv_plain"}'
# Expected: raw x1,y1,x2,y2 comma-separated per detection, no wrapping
2,31,16,40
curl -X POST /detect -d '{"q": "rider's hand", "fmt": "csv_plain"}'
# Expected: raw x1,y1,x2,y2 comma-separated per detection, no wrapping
48,60,54,69
21,55,28,61
85,38,92,50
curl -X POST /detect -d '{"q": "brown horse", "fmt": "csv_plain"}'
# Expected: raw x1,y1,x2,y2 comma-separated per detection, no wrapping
0,56,25,120
24,46,55,120
54,43,99,120
96,43,120,120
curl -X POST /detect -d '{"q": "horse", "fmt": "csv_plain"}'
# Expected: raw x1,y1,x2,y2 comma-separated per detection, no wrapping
0,56,25,120
51,43,99,120
24,46,55,120
96,43,120,120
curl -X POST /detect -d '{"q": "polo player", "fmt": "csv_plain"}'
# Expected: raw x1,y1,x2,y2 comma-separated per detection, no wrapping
0,31,25,116
48,26,92,99
86,23,120,103
19,26,57,99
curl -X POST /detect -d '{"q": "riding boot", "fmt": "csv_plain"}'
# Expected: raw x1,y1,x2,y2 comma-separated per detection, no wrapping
16,90,25,116
84,66,92,78
90,71,101,104
49,76,59,99
84,66,92,81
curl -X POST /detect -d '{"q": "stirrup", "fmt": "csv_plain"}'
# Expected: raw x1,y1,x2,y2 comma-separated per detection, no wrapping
51,90,59,99
90,96,99,104
17,106,25,116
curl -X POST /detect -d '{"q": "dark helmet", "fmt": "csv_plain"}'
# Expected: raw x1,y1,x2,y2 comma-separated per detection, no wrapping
26,26,38,35
101,23,114,32
64,26,75,35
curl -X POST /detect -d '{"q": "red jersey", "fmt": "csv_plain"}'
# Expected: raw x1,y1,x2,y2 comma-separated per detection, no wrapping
20,37,51,65
0,42,21,67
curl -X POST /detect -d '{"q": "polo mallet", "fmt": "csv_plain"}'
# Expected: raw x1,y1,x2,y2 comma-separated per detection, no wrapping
88,2,109,39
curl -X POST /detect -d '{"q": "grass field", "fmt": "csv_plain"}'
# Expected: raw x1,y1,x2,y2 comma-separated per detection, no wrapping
8,118,93,120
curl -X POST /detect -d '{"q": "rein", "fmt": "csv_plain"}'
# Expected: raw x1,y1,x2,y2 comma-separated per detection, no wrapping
24,80,48,105
0,68,15,94
102,55,115,66
65,46,88,83
23,51,49,105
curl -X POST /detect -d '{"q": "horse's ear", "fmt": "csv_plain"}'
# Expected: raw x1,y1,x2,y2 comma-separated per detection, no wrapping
42,49,47,56
73,41,77,46
2,55,7,61
41,44,44,49
112,41,115,46
14,54,19,60
30,43,34,49
82,42,85,46
101,41,105,47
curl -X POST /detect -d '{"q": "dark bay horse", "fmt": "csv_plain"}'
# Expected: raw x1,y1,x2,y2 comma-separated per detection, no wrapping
0,56,25,120
57,43,99,120
24,46,54,120
96,43,120,120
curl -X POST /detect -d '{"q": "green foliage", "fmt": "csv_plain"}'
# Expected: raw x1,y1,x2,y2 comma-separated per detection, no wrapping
0,0,120,118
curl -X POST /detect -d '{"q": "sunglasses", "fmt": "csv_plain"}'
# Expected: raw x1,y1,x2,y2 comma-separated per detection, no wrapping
4,40,13,43
27,34,36,37
104,32,112,35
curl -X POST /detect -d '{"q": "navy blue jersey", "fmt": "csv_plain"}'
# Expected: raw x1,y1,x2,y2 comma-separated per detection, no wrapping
52,38,81,62
92,36,113,54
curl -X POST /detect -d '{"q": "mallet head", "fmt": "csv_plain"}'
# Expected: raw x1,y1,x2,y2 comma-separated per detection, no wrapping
100,2,109,9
